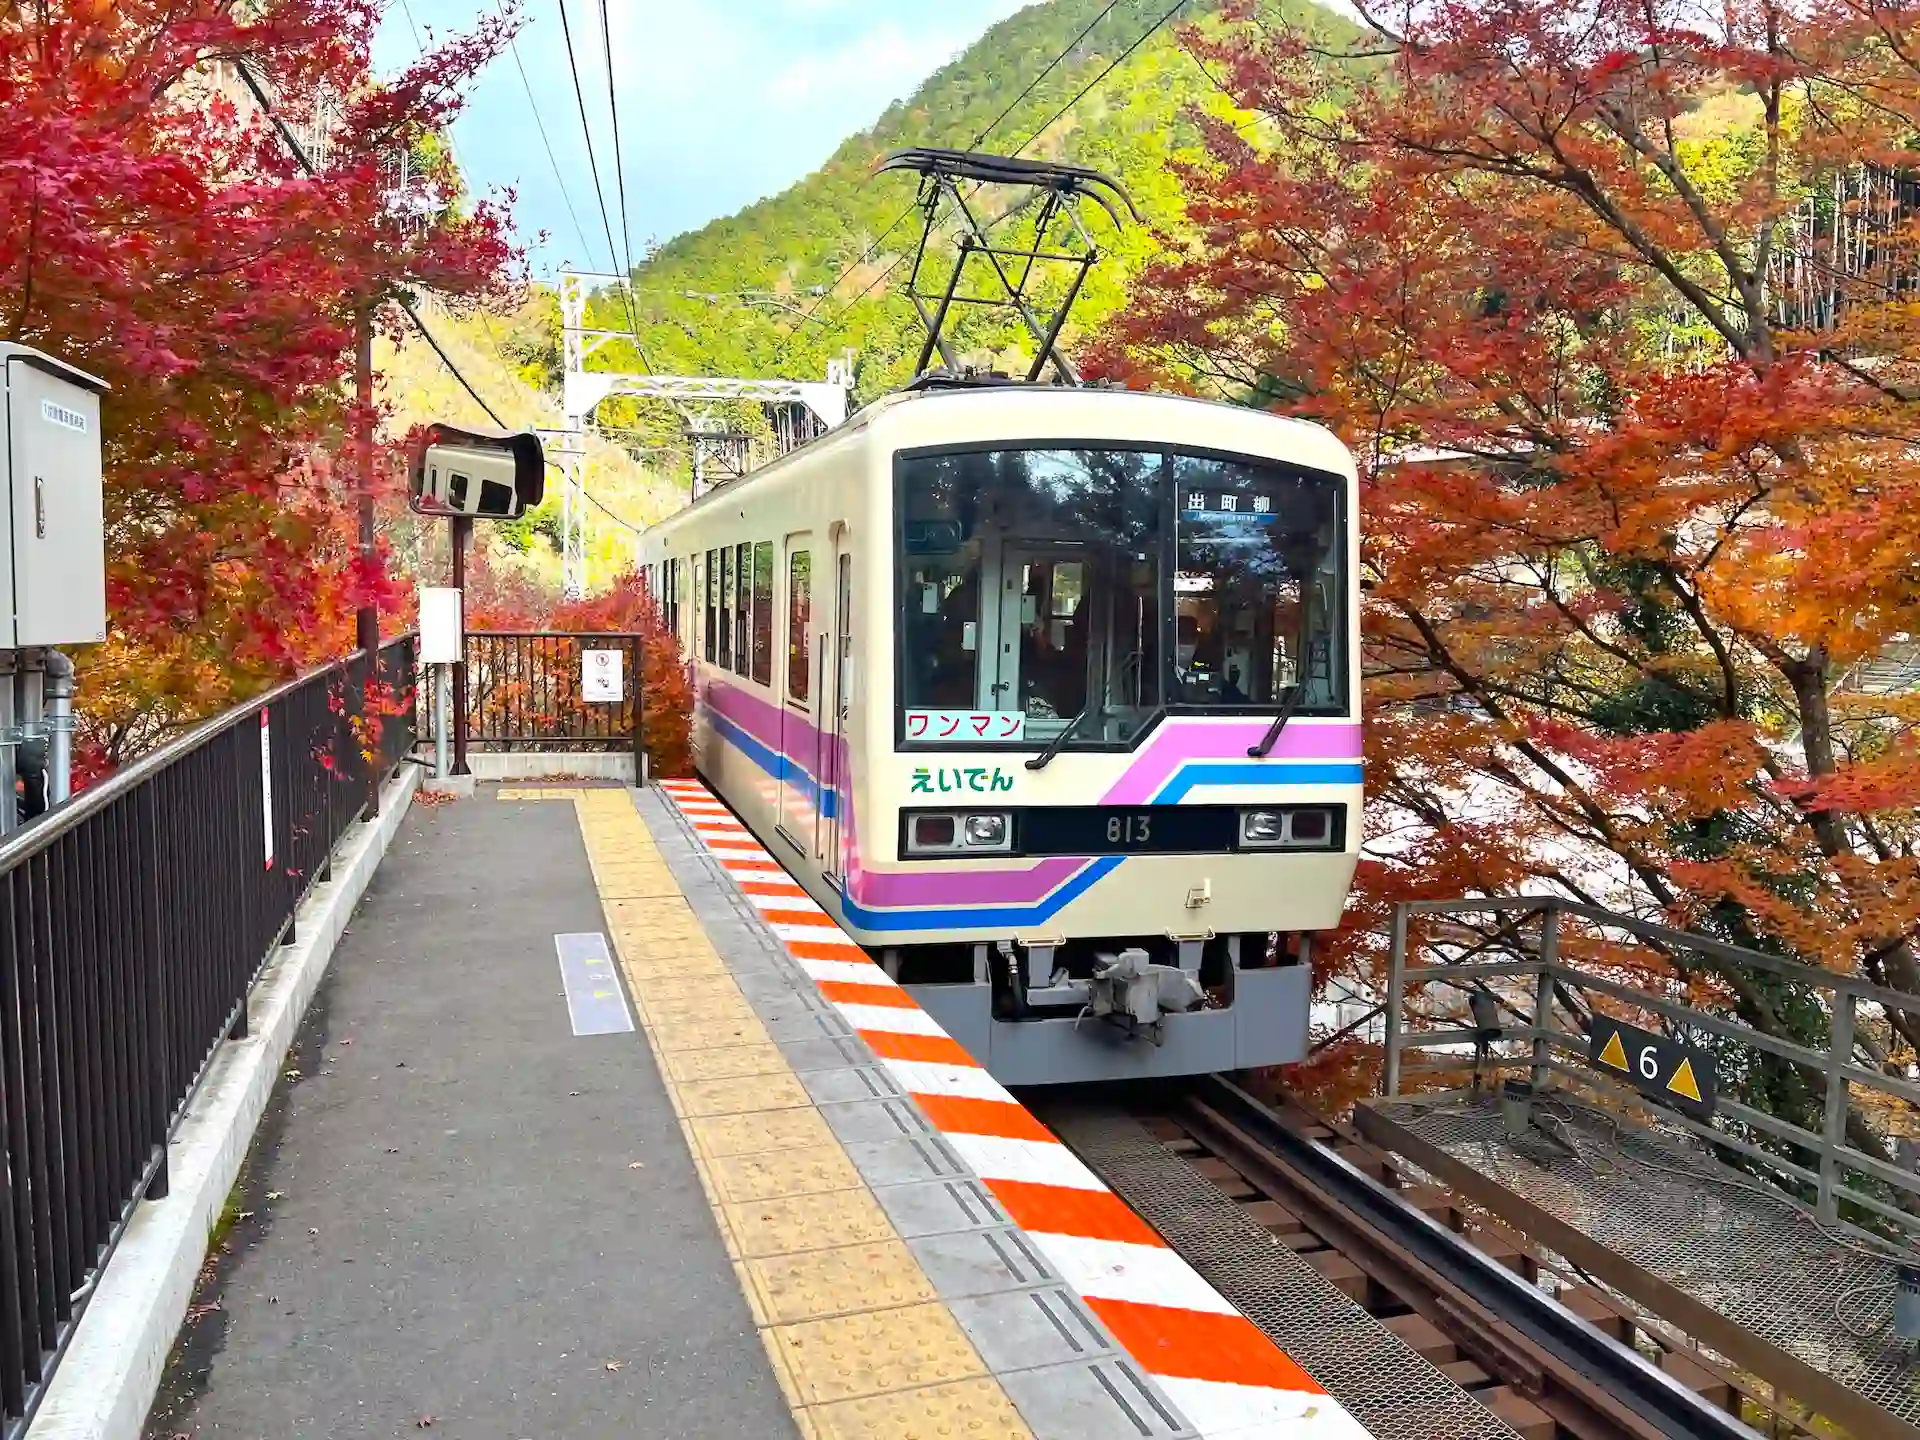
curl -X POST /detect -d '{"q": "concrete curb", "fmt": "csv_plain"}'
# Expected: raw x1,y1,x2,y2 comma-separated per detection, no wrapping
461,751,635,782
27,765,422,1440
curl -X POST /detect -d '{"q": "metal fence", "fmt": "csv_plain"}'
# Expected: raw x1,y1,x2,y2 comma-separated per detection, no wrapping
1381,896,1920,1243
422,631,644,756
0,635,414,1435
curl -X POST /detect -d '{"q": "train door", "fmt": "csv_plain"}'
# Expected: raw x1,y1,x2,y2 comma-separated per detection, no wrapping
821,547,852,880
991,544,1089,736
777,534,814,853
690,550,708,769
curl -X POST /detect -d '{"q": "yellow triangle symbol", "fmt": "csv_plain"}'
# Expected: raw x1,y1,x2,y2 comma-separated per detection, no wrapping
1668,1058,1704,1103
1597,1030,1629,1071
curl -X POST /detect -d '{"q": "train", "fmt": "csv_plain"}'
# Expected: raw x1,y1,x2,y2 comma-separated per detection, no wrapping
636,378,1361,1085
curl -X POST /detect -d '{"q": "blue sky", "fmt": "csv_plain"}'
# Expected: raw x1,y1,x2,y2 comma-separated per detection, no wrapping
374,0,1033,277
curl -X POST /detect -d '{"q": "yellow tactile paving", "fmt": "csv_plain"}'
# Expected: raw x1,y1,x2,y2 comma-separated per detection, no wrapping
689,1106,838,1158
811,1379,1035,1440
744,1239,938,1324
769,1305,987,1406
724,1188,898,1260
659,1043,789,1083
677,1073,812,1117
540,786,1032,1440
649,1014,775,1052
705,1146,866,1204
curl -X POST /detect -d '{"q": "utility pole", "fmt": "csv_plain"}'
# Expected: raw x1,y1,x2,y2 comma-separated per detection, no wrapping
355,304,380,819
450,516,472,777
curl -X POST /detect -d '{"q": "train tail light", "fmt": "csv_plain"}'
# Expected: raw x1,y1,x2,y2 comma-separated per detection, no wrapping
1238,806,1340,850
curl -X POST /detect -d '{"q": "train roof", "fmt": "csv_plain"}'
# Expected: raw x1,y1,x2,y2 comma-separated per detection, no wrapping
653,382,1354,529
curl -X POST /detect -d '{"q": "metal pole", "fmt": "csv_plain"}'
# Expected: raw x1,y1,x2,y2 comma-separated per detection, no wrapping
435,664,452,779
451,516,471,777
13,651,44,822
1533,903,1560,1094
0,651,19,837
631,634,645,787
1820,990,1855,1222
44,651,72,806
1384,904,1408,1097
355,305,381,820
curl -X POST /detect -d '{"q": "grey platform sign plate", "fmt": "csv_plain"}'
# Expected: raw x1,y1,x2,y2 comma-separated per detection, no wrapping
554,933,634,1036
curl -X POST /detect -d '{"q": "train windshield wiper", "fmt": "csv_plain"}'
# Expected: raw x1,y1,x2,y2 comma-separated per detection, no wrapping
1025,704,1093,771
1026,652,1146,772
1247,682,1309,759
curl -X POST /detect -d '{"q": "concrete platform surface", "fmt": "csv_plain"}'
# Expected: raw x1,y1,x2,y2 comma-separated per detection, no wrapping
142,789,795,1440
138,778,1379,1440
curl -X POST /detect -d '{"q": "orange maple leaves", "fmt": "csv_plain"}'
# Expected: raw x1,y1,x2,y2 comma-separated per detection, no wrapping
1099,0,1920,1001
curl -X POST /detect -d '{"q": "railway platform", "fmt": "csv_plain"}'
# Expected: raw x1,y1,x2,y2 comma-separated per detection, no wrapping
136,779,1373,1440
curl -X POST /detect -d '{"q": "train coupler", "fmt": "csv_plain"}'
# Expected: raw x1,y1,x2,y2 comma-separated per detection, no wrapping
1076,947,1204,1045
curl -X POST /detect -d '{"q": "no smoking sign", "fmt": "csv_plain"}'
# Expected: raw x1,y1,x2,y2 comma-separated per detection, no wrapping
582,648,623,702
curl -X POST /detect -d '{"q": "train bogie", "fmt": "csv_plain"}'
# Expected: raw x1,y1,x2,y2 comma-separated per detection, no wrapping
637,382,1362,1086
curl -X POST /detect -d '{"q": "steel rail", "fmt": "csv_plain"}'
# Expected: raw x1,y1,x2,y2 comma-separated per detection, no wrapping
1184,1076,1760,1440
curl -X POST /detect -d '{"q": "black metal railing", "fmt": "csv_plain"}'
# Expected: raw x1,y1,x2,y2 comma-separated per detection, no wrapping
0,634,415,1435
420,631,644,758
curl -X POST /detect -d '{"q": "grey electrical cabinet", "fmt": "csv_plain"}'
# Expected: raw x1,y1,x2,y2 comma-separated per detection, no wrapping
0,345,107,648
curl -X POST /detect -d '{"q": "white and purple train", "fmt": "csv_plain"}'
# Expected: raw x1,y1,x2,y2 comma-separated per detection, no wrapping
637,381,1362,1085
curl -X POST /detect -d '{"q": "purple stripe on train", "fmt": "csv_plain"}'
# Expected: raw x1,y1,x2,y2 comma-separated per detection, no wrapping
698,673,1362,912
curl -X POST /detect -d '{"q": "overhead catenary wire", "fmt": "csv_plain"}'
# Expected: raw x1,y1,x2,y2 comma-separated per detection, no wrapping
232,60,652,539
553,0,622,277
597,0,643,322
500,5,598,268
393,0,597,303
552,0,654,372
776,0,1193,361
768,0,1131,362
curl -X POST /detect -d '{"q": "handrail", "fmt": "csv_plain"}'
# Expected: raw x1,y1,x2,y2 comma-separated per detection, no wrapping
1394,893,1920,1013
0,640,411,875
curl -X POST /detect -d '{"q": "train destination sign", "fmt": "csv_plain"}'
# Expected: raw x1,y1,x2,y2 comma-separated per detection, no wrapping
1586,1016,1717,1119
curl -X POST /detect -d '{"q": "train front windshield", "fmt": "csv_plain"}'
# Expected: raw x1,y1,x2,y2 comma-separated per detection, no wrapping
895,446,1347,748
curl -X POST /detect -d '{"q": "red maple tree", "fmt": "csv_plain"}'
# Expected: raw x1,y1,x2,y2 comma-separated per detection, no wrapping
1,0,520,771
1095,0,1920,1090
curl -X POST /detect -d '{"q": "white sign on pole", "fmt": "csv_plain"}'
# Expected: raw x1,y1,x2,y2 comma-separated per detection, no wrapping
582,648,623,702
419,586,463,665
260,710,274,870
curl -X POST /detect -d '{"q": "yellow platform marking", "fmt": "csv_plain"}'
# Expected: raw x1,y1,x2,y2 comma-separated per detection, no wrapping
559,790,1033,1440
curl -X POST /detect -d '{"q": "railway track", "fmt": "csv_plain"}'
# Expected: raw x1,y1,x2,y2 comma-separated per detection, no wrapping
1029,1076,1771,1440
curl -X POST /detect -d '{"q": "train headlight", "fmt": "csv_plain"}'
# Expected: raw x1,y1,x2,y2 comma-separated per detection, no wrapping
1238,806,1341,850
964,813,1009,848
906,812,1014,856
1240,809,1288,846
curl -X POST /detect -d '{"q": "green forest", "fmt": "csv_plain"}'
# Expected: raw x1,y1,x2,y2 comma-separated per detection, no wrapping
573,0,1358,409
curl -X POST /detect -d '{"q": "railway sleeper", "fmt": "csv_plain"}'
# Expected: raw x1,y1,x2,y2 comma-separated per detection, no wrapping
1147,1087,1814,1438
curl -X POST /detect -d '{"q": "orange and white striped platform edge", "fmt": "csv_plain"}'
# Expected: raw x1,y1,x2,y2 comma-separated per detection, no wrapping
656,778,1370,1440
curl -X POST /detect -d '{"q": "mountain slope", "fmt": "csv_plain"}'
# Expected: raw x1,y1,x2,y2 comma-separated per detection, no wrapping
594,0,1360,405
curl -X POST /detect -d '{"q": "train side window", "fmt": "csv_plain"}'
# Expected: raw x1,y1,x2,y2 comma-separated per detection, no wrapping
750,541,774,687
787,549,811,704
714,545,725,672
734,542,751,676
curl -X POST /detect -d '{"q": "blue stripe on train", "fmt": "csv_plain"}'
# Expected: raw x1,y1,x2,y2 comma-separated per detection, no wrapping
706,707,839,819
702,713,1363,930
